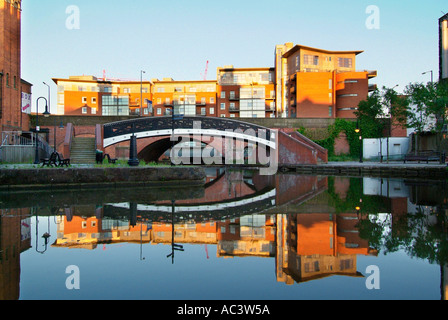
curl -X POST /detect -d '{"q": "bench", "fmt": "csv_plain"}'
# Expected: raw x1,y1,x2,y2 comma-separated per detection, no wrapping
403,151,443,164
58,153,71,167
104,153,118,164
41,152,70,167
41,152,59,167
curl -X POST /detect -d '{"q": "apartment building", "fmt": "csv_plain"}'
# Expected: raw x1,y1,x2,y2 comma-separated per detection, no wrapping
217,66,276,118
53,43,375,120
52,75,152,116
151,78,217,117
277,44,377,119
440,13,448,81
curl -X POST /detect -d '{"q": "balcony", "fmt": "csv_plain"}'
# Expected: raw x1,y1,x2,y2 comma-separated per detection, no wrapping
228,95,240,101
229,107,240,112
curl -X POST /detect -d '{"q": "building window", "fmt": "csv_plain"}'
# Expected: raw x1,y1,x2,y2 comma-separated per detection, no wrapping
201,107,206,115
82,97,87,103
101,95,130,116
6,73,9,87
92,97,97,104
221,91,226,99
82,107,88,114
157,108,162,115
210,97,215,104
91,108,97,115
220,103,226,110
304,54,319,66
230,91,235,99
338,58,353,68
210,107,215,115
123,88,131,93
157,87,165,93
329,106,333,117
13,76,17,89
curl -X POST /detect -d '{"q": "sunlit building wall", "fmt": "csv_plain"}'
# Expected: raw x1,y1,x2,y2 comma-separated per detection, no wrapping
440,13,448,81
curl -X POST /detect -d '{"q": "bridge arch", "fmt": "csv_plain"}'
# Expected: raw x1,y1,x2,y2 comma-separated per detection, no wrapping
103,116,277,149
102,116,327,168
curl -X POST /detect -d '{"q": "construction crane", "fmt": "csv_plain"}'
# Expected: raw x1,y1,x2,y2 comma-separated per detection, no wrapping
201,61,209,81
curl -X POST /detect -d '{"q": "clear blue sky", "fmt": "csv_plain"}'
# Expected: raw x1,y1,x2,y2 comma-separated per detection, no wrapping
21,0,447,113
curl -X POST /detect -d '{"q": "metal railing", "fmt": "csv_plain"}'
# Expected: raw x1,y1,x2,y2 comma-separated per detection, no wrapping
0,131,53,163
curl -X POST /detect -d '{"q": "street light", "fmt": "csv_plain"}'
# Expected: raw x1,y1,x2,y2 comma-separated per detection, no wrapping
43,81,50,112
34,97,50,164
422,70,433,83
355,120,363,163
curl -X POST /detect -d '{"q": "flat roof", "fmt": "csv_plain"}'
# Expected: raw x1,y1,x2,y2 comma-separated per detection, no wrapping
282,44,364,58
52,77,154,85
217,67,275,72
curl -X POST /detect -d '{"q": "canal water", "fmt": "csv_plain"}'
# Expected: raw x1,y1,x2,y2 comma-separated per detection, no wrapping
0,168,447,300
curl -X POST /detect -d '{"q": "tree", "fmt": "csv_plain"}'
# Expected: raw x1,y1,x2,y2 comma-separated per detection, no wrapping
354,88,385,139
404,81,448,151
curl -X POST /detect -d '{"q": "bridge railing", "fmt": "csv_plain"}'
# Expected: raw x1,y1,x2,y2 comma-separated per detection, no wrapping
103,116,274,143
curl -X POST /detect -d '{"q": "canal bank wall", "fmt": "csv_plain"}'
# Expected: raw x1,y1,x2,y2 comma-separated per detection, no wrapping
280,162,448,180
0,166,206,191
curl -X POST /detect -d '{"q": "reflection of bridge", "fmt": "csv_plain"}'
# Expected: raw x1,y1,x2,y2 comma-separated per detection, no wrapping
100,116,327,166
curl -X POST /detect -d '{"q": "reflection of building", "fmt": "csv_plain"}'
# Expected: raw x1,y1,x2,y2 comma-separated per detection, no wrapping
0,208,31,300
53,215,152,249
217,215,276,257
152,220,217,245
276,213,376,285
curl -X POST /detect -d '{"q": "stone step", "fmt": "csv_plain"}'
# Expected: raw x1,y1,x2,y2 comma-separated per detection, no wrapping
70,137,96,164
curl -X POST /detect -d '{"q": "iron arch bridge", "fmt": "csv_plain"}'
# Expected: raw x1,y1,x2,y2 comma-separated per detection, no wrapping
103,116,277,149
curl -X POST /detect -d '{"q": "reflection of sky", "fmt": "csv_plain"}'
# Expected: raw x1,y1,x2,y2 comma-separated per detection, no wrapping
18,217,442,300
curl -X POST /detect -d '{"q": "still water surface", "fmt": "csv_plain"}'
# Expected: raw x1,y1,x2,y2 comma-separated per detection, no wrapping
1,168,447,300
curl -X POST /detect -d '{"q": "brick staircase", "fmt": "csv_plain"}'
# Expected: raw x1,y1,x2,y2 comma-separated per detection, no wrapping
70,137,96,164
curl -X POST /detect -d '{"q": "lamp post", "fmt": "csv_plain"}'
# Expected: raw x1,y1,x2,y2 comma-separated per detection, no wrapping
128,123,140,167
140,70,146,116
355,120,363,163
43,81,50,113
422,70,434,83
34,97,50,164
